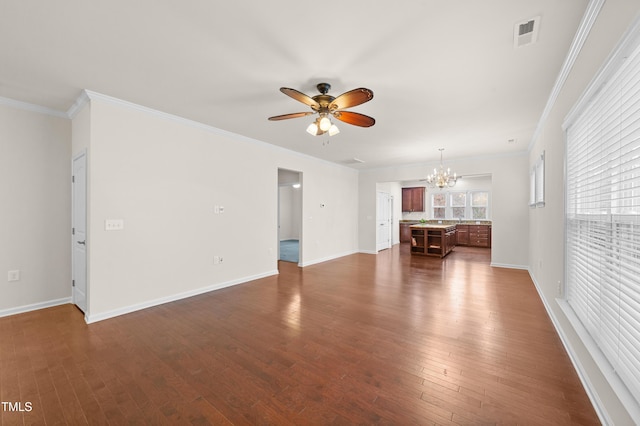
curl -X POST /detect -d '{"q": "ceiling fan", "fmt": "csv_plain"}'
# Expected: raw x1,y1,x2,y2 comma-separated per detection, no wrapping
268,83,375,136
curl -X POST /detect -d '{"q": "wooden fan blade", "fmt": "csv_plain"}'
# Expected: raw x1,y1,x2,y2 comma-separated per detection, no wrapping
330,88,373,110
333,111,376,127
280,88,320,109
268,112,315,121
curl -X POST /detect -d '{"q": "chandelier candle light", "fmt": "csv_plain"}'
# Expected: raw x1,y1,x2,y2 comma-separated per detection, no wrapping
426,148,458,188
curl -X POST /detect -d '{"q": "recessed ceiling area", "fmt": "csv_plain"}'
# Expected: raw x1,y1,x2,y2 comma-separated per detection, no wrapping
0,0,589,169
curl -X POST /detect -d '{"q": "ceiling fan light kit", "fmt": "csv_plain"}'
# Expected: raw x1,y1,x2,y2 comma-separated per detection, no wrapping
269,83,375,137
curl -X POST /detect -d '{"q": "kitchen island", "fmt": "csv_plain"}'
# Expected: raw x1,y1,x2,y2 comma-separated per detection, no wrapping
409,223,457,258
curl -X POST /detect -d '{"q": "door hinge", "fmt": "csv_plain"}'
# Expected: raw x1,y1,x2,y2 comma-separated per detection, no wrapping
72,280,75,287
72,175,75,183
72,227,75,235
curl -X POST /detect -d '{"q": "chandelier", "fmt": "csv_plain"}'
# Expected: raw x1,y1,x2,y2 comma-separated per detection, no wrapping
426,148,458,188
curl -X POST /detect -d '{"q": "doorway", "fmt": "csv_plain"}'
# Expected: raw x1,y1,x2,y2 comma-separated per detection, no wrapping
72,150,88,313
278,169,302,265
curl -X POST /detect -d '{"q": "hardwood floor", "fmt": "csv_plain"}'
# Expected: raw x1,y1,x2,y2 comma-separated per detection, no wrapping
0,245,599,425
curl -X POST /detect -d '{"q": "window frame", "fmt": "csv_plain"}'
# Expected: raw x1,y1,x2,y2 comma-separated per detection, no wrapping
562,19,640,415
430,190,490,220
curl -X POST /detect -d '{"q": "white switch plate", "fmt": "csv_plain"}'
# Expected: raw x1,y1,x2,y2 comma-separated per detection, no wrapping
8,270,20,282
105,219,124,231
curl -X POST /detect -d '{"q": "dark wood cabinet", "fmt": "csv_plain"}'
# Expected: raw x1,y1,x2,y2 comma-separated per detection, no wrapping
400,222,413,243
469,225,491,248
410,225,456,258
456,225,469,245
402,187,425,212
456,224,491,248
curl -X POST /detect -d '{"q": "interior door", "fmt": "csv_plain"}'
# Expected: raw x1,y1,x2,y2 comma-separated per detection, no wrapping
377,191,392,251
72,151,87,313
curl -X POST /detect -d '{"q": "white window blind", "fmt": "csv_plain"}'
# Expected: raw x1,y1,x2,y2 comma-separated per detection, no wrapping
565,31,640,407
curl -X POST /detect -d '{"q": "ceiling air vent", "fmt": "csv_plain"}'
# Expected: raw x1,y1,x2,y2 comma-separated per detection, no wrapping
514,16,540,48
342,158,365,165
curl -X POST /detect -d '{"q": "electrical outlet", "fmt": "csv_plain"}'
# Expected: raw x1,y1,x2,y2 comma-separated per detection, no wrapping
8,270,20,282
105,219,124,231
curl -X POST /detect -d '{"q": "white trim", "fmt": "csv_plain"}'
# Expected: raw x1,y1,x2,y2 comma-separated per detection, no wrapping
0,96,68,118
0,297,72,319
489,262,528,270
298,250,360,267
80,90,356,173
85,270,279,324
359,249,378,255
527,270,612,425
528,0,606,151
66,90,90,119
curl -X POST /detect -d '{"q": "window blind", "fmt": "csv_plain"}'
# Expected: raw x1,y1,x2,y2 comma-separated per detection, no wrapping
565,31,640,406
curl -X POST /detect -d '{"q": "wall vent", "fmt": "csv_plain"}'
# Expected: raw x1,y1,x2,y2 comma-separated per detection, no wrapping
514,16,540,48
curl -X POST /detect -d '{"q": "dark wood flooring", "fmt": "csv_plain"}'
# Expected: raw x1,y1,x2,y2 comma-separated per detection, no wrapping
0,245,599,425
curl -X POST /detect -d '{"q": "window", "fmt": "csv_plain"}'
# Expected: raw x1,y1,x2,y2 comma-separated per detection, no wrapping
430,191,489,220
471,192,489,220
564,27,640,410
432,193,446,219
451,192,466,219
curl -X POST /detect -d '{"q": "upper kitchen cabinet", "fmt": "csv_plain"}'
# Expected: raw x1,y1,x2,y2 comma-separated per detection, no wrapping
402,187,425,212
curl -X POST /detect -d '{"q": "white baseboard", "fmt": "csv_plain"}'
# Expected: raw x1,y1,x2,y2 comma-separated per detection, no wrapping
85,270,279,324
299,250,359,267
490,262,528,270
0,297,72,319
358,249,378,255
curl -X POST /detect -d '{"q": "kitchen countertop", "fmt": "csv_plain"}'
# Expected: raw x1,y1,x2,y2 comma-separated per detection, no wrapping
401,220,492,225
409,223,457,229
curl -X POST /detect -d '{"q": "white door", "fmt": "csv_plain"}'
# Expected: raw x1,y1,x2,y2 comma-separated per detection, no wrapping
376,191,392,251
72,151,87,313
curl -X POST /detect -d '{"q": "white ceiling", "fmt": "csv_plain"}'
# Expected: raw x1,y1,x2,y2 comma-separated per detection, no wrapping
0,0,588,169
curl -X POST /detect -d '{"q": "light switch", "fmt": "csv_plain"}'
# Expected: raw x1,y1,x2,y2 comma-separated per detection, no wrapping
8,270,20,282
105,219,124,231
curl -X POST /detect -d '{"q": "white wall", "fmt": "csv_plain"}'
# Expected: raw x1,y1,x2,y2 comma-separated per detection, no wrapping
360,154,528,268
0,104,72,315
77,93,359,322
528,1,640,424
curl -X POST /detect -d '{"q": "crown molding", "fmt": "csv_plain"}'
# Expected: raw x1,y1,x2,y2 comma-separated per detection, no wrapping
66,90,90,119
528,0,606,152
0,96,68,118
